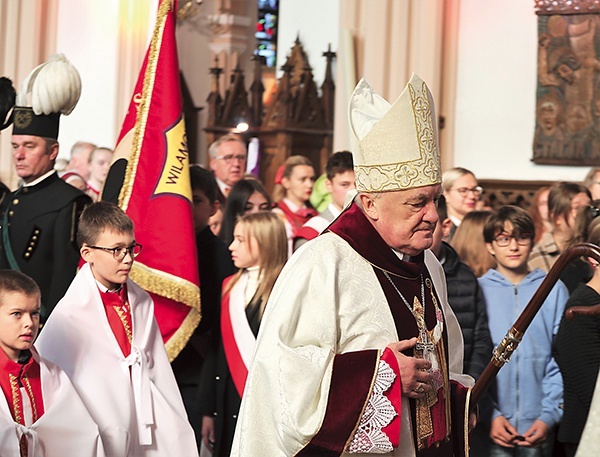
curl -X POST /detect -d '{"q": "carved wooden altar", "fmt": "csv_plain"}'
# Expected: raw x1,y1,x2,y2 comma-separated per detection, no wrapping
205,39,335,194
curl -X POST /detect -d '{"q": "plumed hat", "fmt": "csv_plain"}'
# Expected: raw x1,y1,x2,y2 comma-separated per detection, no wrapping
12,54,81,139
348,74,441,193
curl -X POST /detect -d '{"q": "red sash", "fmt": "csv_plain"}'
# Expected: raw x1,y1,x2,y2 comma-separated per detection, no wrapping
221,276,249,398
276,201,318,236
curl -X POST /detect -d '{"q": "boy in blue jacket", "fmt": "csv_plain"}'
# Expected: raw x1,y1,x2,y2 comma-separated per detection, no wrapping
479,205,566,457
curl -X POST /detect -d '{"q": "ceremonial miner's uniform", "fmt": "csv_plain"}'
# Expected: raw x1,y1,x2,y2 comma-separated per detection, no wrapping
0,173,90,318
0,55,91,319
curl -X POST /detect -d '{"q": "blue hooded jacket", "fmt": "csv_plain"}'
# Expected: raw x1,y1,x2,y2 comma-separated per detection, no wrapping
478,268,567,433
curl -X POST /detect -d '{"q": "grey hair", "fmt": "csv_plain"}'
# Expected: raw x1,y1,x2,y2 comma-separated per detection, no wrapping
208,134,246,159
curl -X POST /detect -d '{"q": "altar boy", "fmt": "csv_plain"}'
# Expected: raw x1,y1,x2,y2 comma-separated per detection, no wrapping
36,202,198,457
0,270,105,456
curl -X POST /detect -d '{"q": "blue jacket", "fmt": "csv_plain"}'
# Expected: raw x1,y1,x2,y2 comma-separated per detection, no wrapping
478,268,567,433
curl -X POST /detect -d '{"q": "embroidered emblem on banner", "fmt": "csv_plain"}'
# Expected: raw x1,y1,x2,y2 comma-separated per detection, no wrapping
154,116,192,201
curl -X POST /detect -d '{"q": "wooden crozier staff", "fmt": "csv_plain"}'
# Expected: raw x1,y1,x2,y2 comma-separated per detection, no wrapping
470,242,600,405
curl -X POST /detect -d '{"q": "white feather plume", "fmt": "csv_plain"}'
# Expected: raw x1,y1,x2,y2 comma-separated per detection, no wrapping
16,54,81,116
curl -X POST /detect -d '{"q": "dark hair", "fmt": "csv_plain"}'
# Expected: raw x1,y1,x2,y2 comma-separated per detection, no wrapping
325,151,354,180
77,201,134,247
437,194,448,221
219,179,272,246
0,270,40,304
483,205,535,244
548,181,591,225
189,165,218,203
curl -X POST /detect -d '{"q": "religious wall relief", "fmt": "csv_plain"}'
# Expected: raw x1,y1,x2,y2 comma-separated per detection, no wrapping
534,9,600,165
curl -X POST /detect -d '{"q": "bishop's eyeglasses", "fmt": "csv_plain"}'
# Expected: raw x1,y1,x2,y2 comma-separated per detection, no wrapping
88,243,143,260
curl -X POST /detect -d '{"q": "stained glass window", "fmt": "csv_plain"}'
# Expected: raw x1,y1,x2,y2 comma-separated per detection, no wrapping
256,0,279,68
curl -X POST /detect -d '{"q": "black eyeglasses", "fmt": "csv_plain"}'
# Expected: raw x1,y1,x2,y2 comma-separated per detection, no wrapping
88,243,142,260
493,234,532,247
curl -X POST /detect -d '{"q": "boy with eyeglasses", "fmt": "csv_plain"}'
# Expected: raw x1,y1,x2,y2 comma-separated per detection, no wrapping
36,201,198,457
479,205,567,457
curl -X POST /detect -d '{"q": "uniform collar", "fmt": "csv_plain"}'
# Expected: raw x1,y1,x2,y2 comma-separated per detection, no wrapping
23,169,56,187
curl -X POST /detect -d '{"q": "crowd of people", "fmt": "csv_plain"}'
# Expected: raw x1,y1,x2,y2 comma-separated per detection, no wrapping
1,60,600,457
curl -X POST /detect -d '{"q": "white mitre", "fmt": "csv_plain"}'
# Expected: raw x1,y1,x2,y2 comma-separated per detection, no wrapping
348,74,442,192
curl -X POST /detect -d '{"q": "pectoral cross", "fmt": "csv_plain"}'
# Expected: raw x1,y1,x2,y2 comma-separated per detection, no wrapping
415,328,435,369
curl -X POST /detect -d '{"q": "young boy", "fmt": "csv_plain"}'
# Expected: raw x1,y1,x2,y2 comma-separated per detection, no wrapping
479,205,566,456
35,202,198,457
293,151,355,250
172,166,235,450
0,270,105,456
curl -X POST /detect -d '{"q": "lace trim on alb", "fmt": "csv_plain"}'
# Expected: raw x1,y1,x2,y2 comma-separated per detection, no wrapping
346,359,398,453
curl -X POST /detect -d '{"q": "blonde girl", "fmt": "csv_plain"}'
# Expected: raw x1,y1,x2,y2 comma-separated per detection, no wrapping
199,211,287,457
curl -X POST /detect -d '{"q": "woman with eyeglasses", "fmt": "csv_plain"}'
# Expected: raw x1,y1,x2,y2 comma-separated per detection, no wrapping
442,167,482,242
553,213,600,457
529,182,591,274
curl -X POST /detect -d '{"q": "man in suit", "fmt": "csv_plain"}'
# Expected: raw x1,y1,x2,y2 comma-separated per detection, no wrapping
208,134,248,204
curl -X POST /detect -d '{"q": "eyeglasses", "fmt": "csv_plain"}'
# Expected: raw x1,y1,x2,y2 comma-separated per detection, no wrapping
88,243,142,260
493,234,532,247
214,154,246,164
450,186,483,197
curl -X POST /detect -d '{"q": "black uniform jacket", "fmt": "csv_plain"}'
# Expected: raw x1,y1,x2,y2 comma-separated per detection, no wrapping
0,172,91,319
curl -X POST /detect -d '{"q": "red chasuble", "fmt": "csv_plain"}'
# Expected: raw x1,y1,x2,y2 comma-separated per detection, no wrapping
99,285,133,356
298,203,463,456
275,200,318,237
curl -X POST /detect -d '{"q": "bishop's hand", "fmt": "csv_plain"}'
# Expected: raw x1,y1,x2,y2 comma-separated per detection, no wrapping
387,338,433,399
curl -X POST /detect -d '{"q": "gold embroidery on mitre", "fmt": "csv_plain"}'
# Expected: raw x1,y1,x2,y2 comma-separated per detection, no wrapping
352,76,442,193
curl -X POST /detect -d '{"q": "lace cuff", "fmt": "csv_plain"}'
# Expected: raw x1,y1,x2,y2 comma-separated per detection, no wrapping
346,353,400,453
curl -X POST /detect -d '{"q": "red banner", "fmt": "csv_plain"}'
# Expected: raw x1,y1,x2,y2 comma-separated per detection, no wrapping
109,0,200,361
